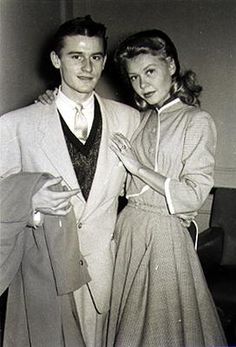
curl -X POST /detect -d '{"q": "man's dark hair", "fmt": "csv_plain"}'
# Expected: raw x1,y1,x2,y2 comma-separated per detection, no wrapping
52,15,107,56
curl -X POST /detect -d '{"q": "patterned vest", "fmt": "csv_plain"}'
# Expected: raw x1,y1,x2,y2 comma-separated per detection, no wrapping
59,98,102,200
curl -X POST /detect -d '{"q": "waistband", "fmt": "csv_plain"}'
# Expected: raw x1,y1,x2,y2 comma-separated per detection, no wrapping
127,199,169,216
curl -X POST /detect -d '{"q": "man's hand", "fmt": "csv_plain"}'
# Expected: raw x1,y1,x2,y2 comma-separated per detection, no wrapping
32,177,80,216
35,88,58,105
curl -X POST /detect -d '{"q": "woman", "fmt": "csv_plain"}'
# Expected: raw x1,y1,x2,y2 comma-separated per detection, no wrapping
107,30,227,346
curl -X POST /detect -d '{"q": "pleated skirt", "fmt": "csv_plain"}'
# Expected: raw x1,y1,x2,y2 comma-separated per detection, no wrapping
107,204,227,347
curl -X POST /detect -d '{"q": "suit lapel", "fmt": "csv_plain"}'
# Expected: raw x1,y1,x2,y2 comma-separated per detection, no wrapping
36,103,85,203
82,95,120,219
36,98,123,219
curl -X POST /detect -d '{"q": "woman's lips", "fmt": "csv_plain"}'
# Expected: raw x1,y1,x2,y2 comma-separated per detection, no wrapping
143,91,155,99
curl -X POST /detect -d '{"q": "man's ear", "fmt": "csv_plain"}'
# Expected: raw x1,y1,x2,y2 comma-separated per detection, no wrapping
102,55,107,70
50,51,61,69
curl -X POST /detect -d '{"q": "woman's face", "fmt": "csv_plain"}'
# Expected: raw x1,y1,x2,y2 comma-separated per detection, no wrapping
126,53,176,107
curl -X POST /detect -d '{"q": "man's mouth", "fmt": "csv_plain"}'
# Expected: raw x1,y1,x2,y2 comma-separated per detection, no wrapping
77,76,93,81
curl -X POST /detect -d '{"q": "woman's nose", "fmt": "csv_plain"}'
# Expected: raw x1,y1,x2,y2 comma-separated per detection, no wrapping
139,77,148,89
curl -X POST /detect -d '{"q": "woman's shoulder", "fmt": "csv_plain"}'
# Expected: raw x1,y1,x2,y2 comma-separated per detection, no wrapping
183,105,215,127
182,105,217,139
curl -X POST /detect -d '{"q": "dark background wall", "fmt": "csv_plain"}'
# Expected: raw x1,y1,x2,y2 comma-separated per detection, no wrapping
0,0,235,192
0,0,73,113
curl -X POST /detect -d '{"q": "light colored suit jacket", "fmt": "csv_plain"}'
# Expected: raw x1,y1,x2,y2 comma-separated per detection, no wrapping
0,93,140,313
0,172,88,347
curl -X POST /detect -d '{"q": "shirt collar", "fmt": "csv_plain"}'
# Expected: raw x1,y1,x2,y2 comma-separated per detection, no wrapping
56,87,95,110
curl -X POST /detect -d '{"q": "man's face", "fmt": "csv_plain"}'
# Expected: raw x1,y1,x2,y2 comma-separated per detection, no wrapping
51,35,107,102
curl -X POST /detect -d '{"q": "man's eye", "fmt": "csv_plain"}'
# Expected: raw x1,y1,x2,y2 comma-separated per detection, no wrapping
72,55,83,60
92,55,103,61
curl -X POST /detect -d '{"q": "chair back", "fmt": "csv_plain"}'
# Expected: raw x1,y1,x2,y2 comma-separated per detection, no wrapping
211,188,236,265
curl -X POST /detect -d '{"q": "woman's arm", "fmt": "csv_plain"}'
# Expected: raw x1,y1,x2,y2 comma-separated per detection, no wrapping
110,110,217,214
165,111,217,214
110,132,167,195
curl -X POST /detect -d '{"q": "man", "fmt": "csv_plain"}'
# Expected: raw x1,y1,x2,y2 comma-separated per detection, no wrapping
0,16,140,347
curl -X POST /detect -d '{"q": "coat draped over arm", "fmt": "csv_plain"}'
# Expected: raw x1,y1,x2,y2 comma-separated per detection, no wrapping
0,172,90,347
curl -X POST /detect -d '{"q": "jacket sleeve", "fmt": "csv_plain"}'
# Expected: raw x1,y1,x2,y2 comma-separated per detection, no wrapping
0,115,22,178
0,173,46,294
165,111,217,214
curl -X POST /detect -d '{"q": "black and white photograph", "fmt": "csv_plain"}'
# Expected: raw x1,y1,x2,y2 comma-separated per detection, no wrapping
0,0,236,346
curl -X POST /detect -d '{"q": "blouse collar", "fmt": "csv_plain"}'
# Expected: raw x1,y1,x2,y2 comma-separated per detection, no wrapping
155,97,181,114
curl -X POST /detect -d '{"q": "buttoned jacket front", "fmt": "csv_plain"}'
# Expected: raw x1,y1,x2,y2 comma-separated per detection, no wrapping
0,93,140,313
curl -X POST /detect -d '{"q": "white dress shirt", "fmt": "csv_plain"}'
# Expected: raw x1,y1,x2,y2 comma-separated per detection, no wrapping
56,87,95,143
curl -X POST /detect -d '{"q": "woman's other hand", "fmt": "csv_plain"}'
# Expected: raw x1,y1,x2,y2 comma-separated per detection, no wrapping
34,88,58,105
177,211,198,227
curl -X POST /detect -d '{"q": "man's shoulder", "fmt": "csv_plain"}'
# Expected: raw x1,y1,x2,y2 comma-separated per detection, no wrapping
2,102,54,118
1,102,55,124
96,95,140,135
97,94,139,115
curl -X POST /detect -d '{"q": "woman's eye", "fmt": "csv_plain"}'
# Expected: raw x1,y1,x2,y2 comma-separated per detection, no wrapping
130,76,137,82
146,69,155,76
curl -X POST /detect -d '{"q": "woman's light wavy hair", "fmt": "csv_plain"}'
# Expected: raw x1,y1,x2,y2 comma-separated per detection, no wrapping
114,29,202,110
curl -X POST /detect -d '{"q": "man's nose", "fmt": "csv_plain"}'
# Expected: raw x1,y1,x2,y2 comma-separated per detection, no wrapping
82,58,92,72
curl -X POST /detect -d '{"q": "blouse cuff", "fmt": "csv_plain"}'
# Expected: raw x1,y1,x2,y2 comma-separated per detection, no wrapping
165,178,175,214
32,211,43,228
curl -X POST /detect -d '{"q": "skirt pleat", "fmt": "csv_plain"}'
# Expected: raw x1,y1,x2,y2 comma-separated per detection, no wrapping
107,205,227,347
